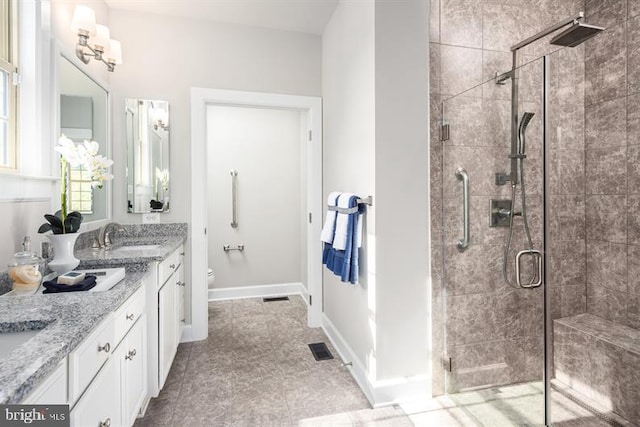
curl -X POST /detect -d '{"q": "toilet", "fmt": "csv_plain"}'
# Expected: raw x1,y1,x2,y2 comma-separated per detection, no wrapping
207,268,215,288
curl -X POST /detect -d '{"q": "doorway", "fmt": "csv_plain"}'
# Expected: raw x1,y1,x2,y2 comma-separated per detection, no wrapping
206,105,306,295
190,88,322,342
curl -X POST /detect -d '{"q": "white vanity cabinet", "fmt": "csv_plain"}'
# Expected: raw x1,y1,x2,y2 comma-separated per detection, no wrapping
116,315,147,427
69,285,147,427
146,245,185,397
158,250,184,390
158,276,177,389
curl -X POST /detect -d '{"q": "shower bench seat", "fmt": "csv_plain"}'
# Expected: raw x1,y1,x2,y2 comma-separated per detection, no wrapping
553,313,640,424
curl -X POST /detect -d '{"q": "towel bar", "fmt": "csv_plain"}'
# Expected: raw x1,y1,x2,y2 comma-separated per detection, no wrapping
327,195,373,214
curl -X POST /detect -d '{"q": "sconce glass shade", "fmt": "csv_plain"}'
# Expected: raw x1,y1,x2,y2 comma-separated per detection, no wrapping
107,40,123,64
94,24,111,50
71,5,96,35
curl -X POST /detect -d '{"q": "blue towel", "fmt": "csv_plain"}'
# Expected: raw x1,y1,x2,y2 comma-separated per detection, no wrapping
322,195,366,284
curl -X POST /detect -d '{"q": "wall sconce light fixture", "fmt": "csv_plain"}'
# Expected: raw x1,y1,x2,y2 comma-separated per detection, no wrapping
71,5,122,72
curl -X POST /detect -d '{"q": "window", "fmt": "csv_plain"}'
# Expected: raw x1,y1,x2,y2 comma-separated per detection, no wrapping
0,0,17,170
69,166,94,214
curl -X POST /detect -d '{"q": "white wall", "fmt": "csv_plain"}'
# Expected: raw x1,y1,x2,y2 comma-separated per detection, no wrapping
374,0,430,383
109,10,322,226
206,105,302,289
109,10,321,323
322,0,430,403
322,0,376,375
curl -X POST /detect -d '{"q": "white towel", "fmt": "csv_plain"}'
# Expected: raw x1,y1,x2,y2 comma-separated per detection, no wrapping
332,193,355,250
320,192,342,243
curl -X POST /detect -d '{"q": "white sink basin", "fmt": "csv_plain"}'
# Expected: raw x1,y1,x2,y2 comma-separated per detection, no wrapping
112,244,161,252
0,328,44,358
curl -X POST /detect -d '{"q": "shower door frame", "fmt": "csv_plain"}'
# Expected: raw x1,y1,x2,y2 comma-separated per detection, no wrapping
542,53,551,427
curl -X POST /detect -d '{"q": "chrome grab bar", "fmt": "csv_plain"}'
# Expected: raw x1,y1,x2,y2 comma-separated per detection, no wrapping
230,169,238,228
223,244,245,252
455,167,469,251
515,249,543,288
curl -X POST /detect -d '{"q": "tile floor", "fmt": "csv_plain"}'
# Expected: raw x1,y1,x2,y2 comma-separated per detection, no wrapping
135,296,618,427
134,296,412,426
435,382,617,427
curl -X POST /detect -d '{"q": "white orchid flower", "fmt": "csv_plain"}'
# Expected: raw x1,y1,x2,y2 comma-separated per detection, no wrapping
56,134,114,190
83,140,100,157
155,168,170,191
55,135,84,167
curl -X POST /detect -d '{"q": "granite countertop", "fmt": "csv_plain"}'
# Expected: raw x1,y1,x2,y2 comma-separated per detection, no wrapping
76,234,185,269
0,223,188,404
0,271,145,404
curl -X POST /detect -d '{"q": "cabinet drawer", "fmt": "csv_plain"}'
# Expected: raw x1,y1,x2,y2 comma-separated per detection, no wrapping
71,356,120,427
114,286,145,345
158,246,182,288
68,315,115,405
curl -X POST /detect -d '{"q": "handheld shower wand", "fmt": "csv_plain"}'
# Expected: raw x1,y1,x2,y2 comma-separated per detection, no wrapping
503,112,540,289
518,112,535,155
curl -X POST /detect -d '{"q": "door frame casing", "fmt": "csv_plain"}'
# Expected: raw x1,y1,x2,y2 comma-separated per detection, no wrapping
189,88,323,341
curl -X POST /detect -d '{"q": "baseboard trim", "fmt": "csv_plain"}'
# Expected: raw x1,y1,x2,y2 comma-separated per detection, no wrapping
321,314,376,405
179,324,199,343
321,314,431,408
208,282,306,302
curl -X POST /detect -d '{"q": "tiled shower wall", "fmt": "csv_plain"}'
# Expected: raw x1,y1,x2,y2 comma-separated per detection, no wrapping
583,0,640,330
430,0,585,395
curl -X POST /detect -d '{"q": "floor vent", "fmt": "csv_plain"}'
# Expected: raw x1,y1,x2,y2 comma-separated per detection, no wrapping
263,296,290,302
308,343,334,361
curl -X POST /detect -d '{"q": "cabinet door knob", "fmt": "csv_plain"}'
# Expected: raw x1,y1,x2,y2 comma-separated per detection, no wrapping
169,263,176,269
176,281,185,287
98,342,111,353
125,349,137,360
99,417,111,427
180,252,185,256
126,313,135,321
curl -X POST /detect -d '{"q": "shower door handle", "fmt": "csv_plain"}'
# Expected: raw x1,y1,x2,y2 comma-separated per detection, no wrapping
515,249,543,288
230,169,238,228
455,167,469,251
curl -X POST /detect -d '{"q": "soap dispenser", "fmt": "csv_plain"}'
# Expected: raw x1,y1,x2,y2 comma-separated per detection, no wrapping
8,237,44,294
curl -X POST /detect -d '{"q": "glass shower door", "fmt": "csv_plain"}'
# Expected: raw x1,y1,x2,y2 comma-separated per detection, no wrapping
440,56,546,426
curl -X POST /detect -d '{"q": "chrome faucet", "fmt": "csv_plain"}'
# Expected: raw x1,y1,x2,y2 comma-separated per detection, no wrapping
98,222,126,248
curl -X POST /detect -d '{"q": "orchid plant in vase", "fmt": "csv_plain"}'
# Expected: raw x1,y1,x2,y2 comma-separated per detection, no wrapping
38,135,114,234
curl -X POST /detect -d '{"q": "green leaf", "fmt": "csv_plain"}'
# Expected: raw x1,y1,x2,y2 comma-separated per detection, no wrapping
37,223,52,234
64,211,83,233
44,214,64,234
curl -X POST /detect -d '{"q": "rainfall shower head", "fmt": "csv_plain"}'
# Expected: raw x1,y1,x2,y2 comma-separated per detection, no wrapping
550,22,605,47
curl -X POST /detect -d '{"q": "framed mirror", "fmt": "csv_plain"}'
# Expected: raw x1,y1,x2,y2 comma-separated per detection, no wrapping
59,54,110,223
125,99,170,213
